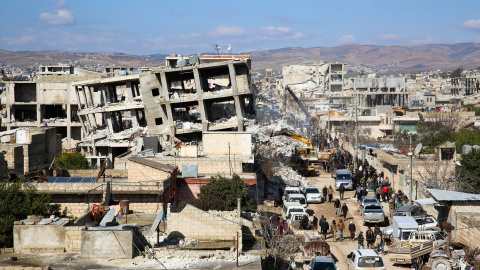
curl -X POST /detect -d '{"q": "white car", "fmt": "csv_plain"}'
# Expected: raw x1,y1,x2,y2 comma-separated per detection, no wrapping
283,187,301,202
347,249,385,270
302,186,323,203
285,193,307,208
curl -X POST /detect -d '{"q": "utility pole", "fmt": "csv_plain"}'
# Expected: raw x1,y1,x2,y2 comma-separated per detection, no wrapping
354,92,359,171
409,134,413,205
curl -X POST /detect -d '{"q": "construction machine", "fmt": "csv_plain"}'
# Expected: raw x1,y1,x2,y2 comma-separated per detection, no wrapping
271,128,313,148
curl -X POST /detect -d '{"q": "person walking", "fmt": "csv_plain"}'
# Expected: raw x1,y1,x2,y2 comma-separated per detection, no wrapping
366,227,375,249
327,185,334,203
339,183,345,200
334,198,341,217
337,219,345,241
349,221,356,240
322,185,328,203
331,220,337,241
355,185,361,200
375,186,382,202
357,231,365,249
341,203,349,220
374,224,381,237
375,232,384,254
321,218,329,239
312,214,319,230
382,184,389,202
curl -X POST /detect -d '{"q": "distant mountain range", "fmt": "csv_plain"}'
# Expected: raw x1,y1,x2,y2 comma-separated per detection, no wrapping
1,43,479,74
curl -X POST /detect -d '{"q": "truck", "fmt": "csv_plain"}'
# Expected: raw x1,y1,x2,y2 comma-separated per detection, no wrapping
388,231,447,265
362,203,385,226
391,216,419,242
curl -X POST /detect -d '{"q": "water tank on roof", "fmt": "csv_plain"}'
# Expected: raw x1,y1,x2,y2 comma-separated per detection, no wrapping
462,145,472,155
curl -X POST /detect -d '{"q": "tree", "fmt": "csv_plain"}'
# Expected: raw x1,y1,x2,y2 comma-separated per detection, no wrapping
0,180,62,247
54,152,90,170
453,129,480,153
456,149,480,193
449,67,463,78
180,174,256,212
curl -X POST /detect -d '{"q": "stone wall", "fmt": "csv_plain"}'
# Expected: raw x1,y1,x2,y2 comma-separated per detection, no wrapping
2,144,24,174
148,156,247,176
167,204,239,241
81,230,134,259
451,202,480,248
202,132,252,156
127,161,171,182
65,226,82,252
66,169,128,178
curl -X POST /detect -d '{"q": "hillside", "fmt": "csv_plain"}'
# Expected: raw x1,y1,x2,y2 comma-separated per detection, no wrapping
1,43,479,74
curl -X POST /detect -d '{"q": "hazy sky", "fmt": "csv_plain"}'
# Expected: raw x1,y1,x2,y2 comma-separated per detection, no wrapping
1,0,479,55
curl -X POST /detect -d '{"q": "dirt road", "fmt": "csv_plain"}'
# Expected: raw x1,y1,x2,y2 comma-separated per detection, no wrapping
305,171,405,270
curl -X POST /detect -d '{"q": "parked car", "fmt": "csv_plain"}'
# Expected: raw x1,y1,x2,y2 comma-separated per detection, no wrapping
308,256,338,270
393,205,426,217
281,201,306,219
361,203,385,225
347,249,385,270
302,185,323,203
383,215,441,240
357,196,378,212
285,193,307,208
413,215,441,232
283,187,301,202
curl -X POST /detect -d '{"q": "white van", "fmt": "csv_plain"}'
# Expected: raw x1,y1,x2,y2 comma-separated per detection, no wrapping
281,201,306,219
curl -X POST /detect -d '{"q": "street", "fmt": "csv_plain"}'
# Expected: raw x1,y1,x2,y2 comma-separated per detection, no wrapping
304,171,407,270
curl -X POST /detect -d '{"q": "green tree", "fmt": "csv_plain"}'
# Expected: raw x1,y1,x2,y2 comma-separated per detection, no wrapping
54,152,90,170
178,174,256,212
453,129,480,153
0,180,62,247
456,149,480,193
449,67,463,78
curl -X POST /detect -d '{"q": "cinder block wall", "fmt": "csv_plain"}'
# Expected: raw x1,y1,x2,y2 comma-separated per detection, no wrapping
3,145,24,174
81,230,134,259
66,169,128,178
14,225,68,253
127,161,171,182
451,202,480,248
147,157,245,175
167,204,239,241
65,226,82,252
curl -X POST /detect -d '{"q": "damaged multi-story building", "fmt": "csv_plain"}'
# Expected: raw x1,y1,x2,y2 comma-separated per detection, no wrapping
71,56,255,170
282,63,346,93
1,65,102,150
349,76,410,109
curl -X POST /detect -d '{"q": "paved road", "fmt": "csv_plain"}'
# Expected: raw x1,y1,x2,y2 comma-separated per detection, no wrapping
304,171,405,270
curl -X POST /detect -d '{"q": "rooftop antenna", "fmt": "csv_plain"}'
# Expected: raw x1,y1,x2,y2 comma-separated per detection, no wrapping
213,44,221,58
228,44,232,55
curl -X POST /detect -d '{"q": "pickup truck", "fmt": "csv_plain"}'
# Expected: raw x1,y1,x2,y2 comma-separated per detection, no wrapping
388,231,447,265
362,203,385,225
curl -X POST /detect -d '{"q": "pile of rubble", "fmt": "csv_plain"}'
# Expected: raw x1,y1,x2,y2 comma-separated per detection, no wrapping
247,120,310,196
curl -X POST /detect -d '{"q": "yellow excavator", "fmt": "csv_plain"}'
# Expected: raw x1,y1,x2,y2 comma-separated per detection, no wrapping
269,128,316,176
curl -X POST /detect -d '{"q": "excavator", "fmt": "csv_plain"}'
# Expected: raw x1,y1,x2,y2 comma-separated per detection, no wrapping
269,128,316,176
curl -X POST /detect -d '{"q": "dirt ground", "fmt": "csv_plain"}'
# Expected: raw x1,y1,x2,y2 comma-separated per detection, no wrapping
301,171,409,270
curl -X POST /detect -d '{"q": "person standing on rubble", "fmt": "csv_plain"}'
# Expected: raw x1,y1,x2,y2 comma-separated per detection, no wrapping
322,185,328,203
327,185,334,203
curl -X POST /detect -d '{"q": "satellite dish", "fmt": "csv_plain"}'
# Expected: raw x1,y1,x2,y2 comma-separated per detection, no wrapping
414,143,422,156
177,58,187,68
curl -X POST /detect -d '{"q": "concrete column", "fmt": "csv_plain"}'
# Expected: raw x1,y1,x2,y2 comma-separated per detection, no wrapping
126,81,134,102
106,112,114,134
130,109,139,130
165,104,174,125
228,63,238,95
193,68,203,98
160,72,169,100
81,86,89,108
233,96,244,131
36,104,41,125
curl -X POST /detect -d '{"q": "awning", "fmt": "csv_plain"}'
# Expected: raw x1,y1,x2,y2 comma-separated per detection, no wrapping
414,198,437,206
